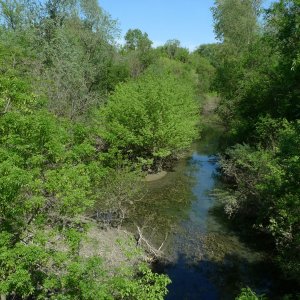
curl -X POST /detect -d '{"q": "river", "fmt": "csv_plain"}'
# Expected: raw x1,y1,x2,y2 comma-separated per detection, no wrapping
128,122,280,299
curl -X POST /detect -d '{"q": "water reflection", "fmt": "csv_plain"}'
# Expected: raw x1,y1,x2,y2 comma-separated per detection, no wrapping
126,155,196,260
127,124,277,299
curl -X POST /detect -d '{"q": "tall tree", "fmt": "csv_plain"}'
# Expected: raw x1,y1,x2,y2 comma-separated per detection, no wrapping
124,28,152,51
211,0,264,133
123,28,154,77
100,68,199,168
157,39,190,63
213,0,300,286
211,0,261,50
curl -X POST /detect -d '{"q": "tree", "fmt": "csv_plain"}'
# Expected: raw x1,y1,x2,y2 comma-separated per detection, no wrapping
213,0,300,287
189,52,216,93
156,39,190,63
211,0,261,50
124,28,152,51
0,0,121,119
264,0,300,120
0,0,25,30
200,0,263,133
37,17,116,118
0,71,171,299
123,28,154,77
99,69,199,168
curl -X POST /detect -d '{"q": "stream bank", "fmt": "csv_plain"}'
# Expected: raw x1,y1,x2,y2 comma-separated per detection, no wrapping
126,118,282,299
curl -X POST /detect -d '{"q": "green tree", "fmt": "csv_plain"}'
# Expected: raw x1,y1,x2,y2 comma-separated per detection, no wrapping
0,71,171,299
212,0,261,49
100,69,199,168
189,52,216,94
212,0,300,289
123,28,154,77
0,0,120,119
124,28,152,51
264,0,300,120
156,39,190,63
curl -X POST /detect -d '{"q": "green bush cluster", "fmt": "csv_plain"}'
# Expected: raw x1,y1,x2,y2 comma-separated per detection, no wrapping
211,0,300,288
100,70,199,165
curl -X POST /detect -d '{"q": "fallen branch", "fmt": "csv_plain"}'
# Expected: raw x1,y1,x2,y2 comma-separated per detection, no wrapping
136,226,168,260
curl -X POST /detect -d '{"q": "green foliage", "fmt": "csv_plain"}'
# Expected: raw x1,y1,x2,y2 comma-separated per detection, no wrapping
0,75,171,298
212,0,261,49
125,28,152,51
219,121,300,280
156,39,190,63
212,0,300,287
0,75,40,113
195,43,222,67
264,0,300,121
146,57,199,92
100,69,199,165
38,16,118,118
0,0,120,119
112,263,171,300
123,28,155,78
213,0,300,138
0,233,171,299
236,287,267,300
189,52,216,93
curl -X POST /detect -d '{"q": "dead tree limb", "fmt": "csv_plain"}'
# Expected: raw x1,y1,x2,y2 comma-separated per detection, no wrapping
136,226,168,260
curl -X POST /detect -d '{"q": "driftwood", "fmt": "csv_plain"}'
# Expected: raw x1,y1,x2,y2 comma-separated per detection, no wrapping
136,225,168,261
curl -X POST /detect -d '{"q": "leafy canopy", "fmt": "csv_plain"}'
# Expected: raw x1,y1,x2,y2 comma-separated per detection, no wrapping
100,69,199,162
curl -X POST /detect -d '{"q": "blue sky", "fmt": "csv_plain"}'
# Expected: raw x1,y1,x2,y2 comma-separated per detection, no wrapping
100,0,276,51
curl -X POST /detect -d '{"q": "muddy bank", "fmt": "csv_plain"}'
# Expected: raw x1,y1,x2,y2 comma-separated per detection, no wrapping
144,171,168,182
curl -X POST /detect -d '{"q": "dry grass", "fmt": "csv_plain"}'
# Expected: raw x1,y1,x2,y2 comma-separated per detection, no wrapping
80,225,145,269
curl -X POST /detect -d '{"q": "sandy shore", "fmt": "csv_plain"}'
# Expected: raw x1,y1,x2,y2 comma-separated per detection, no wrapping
144,171,167,182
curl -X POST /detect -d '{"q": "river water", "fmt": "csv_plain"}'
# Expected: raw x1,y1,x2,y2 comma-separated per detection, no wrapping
129,123,279,299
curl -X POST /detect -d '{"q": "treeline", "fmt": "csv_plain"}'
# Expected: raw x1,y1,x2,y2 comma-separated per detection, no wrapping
0,0,215,298
208,0,300,296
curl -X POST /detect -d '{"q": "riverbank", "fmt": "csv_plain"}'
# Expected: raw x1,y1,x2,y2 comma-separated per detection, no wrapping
144,171,168,181
80,225,144,268
122,95,290,299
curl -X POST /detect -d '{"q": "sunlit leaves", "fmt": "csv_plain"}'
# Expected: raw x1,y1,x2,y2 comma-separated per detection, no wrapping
100,70,199,163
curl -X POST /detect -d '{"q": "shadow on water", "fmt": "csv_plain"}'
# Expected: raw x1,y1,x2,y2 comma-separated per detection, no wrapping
154,251,276,300
127,122,286,299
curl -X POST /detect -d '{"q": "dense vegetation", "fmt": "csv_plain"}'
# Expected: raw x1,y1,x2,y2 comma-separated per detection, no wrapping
209,0,300,296
0,0,214,298
100,69,198,169
1,0,299,298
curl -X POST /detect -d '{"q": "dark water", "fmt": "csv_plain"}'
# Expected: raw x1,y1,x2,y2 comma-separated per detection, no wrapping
128,124,278,299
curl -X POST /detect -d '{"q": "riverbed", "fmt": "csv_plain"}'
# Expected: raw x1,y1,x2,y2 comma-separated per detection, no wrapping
128,123,280,299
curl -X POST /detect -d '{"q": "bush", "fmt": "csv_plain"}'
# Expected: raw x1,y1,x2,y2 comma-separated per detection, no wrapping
100,70,199,166
236,287,267,300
